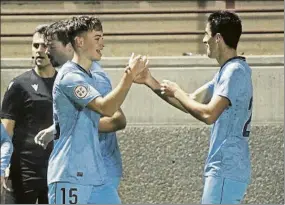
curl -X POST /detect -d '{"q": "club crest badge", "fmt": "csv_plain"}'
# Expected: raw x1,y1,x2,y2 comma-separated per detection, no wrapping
74,85,88,98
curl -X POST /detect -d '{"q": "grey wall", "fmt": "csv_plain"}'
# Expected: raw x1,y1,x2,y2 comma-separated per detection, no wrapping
1,56,284,204
2,56,284,124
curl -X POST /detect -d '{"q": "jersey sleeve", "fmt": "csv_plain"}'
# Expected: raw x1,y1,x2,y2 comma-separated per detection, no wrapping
59,72,101,108
191,73,216,101
1,123,13,176
205,79,215,98
215,64,245,106
1,80,24,120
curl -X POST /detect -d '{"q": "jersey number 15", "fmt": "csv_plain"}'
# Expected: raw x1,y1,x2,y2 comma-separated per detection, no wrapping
61,188,78,204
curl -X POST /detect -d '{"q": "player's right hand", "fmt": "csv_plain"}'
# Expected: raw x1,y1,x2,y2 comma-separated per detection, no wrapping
128,53,148,78
133,62,151,84
34,126,55,149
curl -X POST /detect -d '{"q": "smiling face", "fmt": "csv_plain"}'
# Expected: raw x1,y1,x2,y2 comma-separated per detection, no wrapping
68,16,104,63
78,29,104,61
32,32,51,68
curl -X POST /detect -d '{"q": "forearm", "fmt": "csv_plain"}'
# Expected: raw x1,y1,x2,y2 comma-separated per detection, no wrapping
99,117,123,133
1,141,13,176
174,89,211,124
190,92,207,104
100,72,133,116
146,76,188,113
99,109,126,133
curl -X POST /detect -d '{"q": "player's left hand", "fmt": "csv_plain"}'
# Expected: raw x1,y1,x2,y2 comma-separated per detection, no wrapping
160,80,181,97
34,126,54,149
127,53,149,79
133,59,151,84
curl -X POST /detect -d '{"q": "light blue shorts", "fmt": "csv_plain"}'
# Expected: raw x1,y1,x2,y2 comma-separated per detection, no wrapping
48,181,121,204
201,176,248,204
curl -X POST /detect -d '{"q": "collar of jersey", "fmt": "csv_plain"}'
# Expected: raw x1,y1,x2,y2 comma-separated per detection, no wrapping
31,68,57,80
219,56,246,73
69,61,93,78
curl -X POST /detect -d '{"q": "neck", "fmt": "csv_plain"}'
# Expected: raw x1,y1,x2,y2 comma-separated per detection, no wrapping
34,65,55,78
72,52,92,72
216,48,237,66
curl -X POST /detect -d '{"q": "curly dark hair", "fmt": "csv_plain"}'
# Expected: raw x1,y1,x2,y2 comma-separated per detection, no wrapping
33,24,49,35
208,11,242,49
67,16,103,49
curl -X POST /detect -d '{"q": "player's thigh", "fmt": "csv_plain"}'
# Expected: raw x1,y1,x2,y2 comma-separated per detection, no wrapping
220,178,248,204
201,176,224,204
89,183,121,204
48,182,93,204
201,176,248,204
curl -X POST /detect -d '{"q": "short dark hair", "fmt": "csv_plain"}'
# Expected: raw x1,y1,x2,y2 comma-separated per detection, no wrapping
208,11,242,49
67,16,103,49
33,24,49,35
45,19,71,46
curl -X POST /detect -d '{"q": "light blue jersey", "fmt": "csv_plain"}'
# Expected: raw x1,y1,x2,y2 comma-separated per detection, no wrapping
91,62,123,179
1,123,13,176
48,61,107,186
204,56,253,183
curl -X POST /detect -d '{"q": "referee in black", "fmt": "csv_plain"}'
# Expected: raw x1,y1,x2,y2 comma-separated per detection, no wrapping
1,24,57,204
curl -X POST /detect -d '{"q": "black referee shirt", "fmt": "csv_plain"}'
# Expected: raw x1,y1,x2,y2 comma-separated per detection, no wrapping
1,69,57,184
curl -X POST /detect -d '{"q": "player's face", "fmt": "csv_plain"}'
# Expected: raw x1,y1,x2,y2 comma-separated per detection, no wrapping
46,36,74,67
82,30,104,61
32,32,51,68
203,23,218,59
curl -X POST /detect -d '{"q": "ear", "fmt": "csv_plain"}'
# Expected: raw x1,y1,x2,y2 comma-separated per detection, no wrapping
66,42,74,52
215,33,222,43
74,36,84,48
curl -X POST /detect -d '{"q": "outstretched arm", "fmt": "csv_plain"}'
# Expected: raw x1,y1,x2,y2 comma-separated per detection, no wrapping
134,67,188,113
160,79,229,125
87,54,148,117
